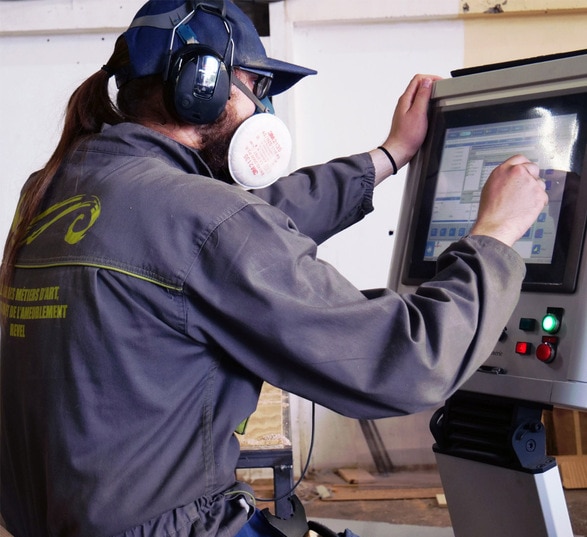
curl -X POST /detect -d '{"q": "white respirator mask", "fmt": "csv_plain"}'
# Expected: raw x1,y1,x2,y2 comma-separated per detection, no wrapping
228,79,292,189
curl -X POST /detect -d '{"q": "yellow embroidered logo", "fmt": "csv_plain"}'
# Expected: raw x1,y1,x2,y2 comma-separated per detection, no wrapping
23,194,101,245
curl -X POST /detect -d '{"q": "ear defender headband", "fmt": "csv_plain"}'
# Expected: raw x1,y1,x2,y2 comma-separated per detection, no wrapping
130,0,234,124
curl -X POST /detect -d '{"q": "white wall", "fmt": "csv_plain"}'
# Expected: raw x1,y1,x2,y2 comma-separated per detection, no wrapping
292,19,463,289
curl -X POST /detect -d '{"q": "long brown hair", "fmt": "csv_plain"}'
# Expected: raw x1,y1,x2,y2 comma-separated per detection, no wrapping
0,36,167,294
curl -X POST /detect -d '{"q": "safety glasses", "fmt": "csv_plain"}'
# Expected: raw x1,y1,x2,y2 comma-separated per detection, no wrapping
238,67,274,100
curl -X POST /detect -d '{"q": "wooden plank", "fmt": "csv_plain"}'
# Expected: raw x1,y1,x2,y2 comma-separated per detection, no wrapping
321,486,444,502
462,0,587,14
558,455,587,490
337,468,376,484
0,526,15,537
550,408,587,456
574,411,584,455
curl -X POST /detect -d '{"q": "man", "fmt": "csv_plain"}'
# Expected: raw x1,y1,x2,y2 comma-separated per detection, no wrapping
0,1,547,536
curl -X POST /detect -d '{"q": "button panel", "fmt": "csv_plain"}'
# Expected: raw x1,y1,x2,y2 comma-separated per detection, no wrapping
501,307,563,365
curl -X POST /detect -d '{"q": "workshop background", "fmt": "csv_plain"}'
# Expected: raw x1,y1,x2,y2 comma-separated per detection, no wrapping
1,0,587,480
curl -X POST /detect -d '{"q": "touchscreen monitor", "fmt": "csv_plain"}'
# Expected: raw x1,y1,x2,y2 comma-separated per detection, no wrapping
402,92,587,292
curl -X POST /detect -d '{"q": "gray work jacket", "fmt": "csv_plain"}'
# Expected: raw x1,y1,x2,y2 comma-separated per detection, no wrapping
0,122,525,536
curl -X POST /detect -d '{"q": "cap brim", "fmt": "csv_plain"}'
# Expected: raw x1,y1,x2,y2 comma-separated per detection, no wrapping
238,57,317,96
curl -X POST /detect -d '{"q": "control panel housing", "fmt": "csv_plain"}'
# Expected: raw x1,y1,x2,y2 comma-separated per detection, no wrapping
388,51,587,410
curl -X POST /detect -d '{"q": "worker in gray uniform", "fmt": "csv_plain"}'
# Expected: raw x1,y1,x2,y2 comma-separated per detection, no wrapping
0,1,548,536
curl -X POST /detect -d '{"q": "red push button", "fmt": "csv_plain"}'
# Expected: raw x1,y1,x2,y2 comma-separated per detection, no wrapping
536,342,556,363
515,342,531,355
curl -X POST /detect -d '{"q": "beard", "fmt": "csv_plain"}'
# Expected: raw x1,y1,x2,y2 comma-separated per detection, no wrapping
197,102,246,182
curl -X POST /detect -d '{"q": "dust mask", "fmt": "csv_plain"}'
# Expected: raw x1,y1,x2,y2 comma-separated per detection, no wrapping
227,98,292,190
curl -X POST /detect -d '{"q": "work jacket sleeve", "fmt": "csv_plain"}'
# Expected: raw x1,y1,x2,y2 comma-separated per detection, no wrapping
252,153,375,244
186,196,525,419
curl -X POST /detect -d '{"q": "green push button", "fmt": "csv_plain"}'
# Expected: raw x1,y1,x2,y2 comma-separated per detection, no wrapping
541,308,563,334
541,314,559,333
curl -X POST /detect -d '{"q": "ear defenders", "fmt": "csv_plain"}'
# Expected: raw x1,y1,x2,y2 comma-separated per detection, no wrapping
166,42,231,124
164,0,234,124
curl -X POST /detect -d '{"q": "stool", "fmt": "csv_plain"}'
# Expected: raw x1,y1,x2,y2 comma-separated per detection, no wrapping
237,447,294,518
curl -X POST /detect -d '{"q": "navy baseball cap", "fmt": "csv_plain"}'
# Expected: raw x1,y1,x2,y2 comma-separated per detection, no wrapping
118,0,317,95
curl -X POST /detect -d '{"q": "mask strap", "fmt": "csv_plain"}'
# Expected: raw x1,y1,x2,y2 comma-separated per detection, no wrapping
232,76,270,114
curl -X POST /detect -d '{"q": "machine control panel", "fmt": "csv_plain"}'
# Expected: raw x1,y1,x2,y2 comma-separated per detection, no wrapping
388,51,587,410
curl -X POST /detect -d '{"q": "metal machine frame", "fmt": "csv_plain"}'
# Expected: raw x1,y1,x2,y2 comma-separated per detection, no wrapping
431,391,574,536
387,50,587,536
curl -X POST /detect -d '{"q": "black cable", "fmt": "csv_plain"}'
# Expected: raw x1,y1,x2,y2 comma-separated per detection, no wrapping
254,401,316,503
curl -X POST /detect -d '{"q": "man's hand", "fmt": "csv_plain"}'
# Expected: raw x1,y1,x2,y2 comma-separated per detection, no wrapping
372,74,440,184
470,155,549,247
383,74,440,168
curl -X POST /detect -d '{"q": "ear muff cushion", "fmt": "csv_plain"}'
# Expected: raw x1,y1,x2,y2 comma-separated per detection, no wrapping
166,44,231,124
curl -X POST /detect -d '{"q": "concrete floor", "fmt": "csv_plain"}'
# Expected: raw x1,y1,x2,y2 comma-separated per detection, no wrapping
310,518,455,536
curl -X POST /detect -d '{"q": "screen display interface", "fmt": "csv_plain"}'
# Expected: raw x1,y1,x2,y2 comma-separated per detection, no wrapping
425,113,578,263
404,91,587,291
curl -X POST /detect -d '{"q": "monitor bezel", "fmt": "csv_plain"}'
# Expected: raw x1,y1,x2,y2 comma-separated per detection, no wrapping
401,89,587,293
